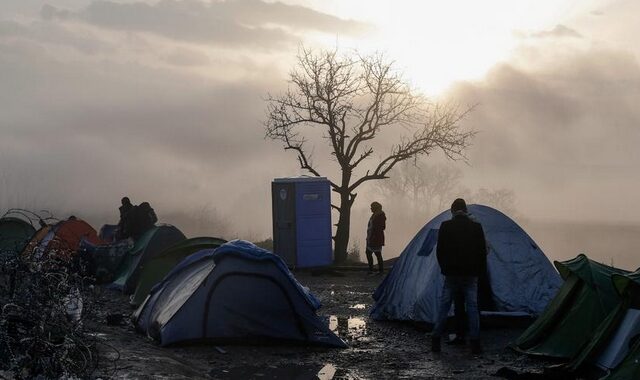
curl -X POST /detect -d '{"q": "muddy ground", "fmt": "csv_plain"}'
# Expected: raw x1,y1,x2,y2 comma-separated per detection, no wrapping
88,271,554,379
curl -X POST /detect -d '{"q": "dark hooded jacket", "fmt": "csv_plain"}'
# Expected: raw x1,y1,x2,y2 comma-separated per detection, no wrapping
436,213,487,277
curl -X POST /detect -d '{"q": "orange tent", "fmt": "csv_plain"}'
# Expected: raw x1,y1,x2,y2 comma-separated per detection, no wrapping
23,218,104,262
21,225,52,259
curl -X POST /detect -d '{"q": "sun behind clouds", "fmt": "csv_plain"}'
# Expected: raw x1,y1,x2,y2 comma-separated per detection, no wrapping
294,0,605,94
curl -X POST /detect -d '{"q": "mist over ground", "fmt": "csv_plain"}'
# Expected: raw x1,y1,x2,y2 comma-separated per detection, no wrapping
1,1,639,270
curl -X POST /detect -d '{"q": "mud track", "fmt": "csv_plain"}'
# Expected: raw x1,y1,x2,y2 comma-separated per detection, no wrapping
89,271,551,379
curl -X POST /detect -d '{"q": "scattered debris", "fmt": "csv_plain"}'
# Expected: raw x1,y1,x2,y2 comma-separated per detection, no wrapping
0,228,108,378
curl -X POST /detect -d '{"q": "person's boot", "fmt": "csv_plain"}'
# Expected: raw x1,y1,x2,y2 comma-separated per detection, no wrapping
470,339,482,354
431,336,441,353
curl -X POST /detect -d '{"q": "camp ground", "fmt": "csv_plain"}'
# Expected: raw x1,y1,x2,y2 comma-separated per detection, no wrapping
371,204,562,324
130,236,227,306
3,204,640,379
109,224,186,294
514,255,640,378
134,239,347,348
0,216,35,259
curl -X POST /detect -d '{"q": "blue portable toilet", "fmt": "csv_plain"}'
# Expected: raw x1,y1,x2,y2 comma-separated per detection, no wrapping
272,176,332,268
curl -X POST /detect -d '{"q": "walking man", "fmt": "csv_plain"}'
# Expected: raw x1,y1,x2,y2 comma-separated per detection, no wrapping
431,198,487,354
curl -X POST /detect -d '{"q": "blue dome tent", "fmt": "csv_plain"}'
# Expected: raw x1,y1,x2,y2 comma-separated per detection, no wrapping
371,204,561,323
134,240,346,348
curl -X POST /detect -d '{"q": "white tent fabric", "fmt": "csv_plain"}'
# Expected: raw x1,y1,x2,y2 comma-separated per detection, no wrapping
371,204,562,323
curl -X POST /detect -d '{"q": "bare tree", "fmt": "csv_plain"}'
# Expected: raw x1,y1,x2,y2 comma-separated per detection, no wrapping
468,188,517,216
264,47,474,263
376,161,519,219
376,161,464,216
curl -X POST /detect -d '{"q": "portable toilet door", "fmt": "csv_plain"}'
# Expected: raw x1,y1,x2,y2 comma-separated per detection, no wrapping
272,180,297,266
272,176,332,268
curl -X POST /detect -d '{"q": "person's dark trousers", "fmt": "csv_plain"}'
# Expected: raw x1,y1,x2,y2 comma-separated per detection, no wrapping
365,248,383,273
432,276,480,347
453,293,467,343
366,248,374,271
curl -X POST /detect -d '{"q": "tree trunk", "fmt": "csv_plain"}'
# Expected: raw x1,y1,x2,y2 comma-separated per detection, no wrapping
333,190,354,264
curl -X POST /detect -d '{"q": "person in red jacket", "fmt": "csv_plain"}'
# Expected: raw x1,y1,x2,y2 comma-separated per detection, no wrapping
366,201,386,275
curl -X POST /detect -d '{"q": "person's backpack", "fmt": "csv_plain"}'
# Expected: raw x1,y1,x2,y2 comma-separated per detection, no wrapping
139,202,158,226
148,207,158,225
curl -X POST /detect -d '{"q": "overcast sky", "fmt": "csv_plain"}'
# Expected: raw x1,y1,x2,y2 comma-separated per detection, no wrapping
1,0,639,247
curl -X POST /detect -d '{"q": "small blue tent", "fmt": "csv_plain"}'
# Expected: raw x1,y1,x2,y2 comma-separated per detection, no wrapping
134,240,346,348
371,204,562,323
98,224,119,243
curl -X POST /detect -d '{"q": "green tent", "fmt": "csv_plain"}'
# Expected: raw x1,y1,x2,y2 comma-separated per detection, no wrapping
130,236,227,306
514,254,629,359
589,270,640,379
556,269,640,373
110,225,186,294
0,217,36,259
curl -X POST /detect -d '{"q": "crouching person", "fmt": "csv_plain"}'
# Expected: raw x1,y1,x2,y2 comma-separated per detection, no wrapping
431,198,487,355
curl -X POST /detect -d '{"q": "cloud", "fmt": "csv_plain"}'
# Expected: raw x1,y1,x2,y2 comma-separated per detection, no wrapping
0,16,298,236
573,0,640,58
446,44,640,221
164,47,210,66
41,0,371,49
3,0,640,237
219,0,371,34
516,24,582,40
0,18,115,55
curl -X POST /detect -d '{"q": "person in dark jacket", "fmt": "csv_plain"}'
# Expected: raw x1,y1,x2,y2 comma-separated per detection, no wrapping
431,198,487,354
119,197,133,219
366,201,386,275
116,197,134,240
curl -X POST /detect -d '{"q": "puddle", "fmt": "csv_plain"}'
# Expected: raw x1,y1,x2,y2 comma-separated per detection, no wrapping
316,363,336,380
209,363,341,379
349,304,366,310
327,316,370,341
